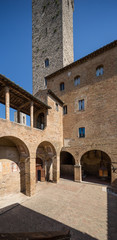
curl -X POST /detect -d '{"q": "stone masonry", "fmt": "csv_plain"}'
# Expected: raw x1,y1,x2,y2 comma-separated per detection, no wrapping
32,0,74,94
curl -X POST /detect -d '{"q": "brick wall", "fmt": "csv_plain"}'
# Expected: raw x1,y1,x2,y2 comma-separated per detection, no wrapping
47,45,117,185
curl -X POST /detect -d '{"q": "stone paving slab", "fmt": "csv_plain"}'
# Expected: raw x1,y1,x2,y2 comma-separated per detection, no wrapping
0,179,117,240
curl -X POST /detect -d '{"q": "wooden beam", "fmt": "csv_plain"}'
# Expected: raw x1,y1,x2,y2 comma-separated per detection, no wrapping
18,101,30,110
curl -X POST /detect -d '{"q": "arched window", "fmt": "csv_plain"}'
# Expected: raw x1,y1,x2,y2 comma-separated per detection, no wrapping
45,58,49,67
60,82,64,91
74,76,80,86
37,113,45,130
96,66,104,76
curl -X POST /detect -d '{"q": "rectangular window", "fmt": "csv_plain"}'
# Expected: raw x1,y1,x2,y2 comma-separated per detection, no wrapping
74,76,80,86
44,78,47,87
79,127,85,138
60,82,64,91
63,105,67,115
56,103,59,111
79,99,84,111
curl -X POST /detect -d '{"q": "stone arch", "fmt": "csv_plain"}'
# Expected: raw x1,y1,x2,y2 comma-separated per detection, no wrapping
0,136,30,196
60,151,75,180
36,141,57,182
80,149,111,185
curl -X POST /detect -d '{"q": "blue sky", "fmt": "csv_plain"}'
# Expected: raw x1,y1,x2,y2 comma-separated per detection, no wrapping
0,0,117,95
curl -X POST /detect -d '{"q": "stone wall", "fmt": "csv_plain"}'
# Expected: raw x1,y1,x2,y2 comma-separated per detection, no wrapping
32,0,74,94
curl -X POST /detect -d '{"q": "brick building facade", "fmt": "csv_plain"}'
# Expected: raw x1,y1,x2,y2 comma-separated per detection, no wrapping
0,0,117,197
46,41,117,186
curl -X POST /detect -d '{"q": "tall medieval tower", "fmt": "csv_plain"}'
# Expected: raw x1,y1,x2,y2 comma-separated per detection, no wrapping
32,0,74,95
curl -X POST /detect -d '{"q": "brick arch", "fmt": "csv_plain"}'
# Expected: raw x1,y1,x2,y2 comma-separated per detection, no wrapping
36,141,57,182
0,136,30,196
61,148,76,164
80,149,112,184
79,147,112,165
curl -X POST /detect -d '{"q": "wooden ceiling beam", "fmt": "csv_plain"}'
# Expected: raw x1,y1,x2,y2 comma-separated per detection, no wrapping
18,101,30,110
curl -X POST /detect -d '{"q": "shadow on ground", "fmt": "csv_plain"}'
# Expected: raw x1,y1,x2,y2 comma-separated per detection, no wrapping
0,204,98,240
107,184,117,240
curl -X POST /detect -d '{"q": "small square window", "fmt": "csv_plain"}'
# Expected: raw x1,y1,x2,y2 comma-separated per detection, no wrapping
56,103,59,111
96,66,104,76
63,105,67,115
79,127,85,138
79,99,84,111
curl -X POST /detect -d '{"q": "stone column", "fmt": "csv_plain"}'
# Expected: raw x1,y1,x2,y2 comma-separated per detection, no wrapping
74,164,81,182
30,101,34,128
25,156,36,196
5,86,10,120
53,154,60,183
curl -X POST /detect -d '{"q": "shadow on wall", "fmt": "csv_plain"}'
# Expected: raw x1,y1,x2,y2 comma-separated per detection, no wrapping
0,204,98,240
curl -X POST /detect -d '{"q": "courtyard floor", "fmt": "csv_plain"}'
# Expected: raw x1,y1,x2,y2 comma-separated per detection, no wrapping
0,179,117,240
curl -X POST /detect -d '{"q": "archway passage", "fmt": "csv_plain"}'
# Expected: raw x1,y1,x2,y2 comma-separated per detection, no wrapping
36,141,56,182
0,136,29,196
81,150,111,185
36,158,45,182
60,151,75,180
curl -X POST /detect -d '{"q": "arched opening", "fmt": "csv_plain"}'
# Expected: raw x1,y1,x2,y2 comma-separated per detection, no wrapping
37,112,45,130
36,158,45,182
0,136,30,196
81,150,111,185
36,141,56,182
60,151,75,180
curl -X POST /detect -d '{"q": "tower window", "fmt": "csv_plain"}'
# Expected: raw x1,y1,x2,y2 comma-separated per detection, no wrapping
56,103,59,111
63,105,67,115
96,66,104,76
60,82,64,91
79,100,84,111
74,76,80,86
44,78,47,87
79,127,85,138
45,58,49,67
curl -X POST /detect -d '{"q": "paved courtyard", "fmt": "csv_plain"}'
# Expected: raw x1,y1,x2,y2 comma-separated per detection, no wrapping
0,179,117,240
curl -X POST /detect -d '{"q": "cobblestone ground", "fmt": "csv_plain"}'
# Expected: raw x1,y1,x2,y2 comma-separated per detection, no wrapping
0,179,117,240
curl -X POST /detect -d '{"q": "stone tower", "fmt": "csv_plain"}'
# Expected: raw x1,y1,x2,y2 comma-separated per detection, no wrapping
32,0,74,94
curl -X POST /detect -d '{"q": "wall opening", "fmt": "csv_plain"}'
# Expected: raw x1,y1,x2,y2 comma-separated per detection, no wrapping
81,150,111,185
60,151,75,180
0,136,30,196
36,141,56,183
